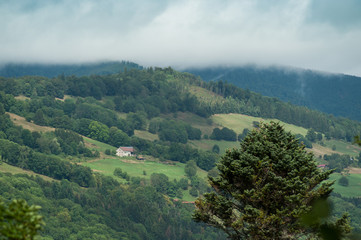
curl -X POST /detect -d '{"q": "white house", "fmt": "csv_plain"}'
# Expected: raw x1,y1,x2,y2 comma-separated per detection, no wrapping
116,147,134,157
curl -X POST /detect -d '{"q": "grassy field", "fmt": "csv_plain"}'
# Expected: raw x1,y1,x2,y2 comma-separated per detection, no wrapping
83,137,117,152
211,113,308,136
134,130,159,141
189,86,225,106
323,140,361,157
82,157,208,201
172,112,219,136
8,112,54,132
329,173,361,198
82,157,207,181
14,95,31,101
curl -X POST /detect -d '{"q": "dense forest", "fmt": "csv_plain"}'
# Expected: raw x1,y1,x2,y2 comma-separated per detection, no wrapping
2,66,361,142
0,171,225,239
185,65,361,121
0,61,142,78
1,65,361,238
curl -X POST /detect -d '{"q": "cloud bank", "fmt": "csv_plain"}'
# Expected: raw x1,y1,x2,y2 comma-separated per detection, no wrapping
1,0,361,76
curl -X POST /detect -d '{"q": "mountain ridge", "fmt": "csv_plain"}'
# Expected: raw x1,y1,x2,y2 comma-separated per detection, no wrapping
184,65,361,121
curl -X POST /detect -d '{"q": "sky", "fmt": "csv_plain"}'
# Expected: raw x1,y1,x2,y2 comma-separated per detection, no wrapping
1,0,361,76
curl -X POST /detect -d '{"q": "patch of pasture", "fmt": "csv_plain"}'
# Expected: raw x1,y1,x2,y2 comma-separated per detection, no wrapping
189,139,239,155
83,137,117,152
8,112,54,133
323,140,361,157
329,173,361,198
134,130,159,141
211,113,308,136
83,158,207,182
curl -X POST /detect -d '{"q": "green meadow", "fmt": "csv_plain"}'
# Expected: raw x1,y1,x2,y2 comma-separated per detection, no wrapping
211,113,308,136
329,173,361,198
324,139,361,157
189,139,239,155
84,137,117,152
82,157,208,182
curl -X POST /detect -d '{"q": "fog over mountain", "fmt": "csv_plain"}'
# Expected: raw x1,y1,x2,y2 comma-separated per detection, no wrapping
1,0,361,76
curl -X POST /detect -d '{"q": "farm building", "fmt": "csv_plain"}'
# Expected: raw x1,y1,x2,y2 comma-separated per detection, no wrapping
116,147,134,157
317,164,328,170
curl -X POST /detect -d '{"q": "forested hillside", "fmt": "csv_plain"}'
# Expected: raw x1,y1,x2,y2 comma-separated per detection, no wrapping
2,66,361,238
185,65,361,121
0,61,142,78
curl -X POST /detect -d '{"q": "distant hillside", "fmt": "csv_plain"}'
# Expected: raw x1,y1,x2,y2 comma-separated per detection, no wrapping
184,66,361,121
0,61,142,78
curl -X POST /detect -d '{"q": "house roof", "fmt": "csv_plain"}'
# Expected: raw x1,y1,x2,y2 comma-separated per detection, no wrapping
118,147,134,152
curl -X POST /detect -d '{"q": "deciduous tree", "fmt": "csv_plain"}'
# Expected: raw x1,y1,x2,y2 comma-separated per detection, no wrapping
0,199,44,240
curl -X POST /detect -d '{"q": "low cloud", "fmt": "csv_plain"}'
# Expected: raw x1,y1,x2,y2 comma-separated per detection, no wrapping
1,0,361,76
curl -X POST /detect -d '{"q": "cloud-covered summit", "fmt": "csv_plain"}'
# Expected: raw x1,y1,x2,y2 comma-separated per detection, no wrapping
1,0,361,76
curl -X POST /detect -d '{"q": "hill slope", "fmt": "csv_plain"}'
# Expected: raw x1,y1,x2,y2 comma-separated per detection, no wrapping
184,65,361,121
0,61,142,78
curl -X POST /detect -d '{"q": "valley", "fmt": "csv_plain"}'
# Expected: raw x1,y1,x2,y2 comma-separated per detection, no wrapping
1,65,361,238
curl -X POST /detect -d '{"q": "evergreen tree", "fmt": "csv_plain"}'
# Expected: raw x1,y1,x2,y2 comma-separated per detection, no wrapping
193,122,349,239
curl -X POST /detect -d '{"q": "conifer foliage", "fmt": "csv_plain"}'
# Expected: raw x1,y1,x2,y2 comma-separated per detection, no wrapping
193,122,348,239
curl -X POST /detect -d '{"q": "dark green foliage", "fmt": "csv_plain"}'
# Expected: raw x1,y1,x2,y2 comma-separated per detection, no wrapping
338,176,349,187
324,154,353,173
195,150,217,171
189,188,199,197
148,119,161,134
113,168,130,181
207,168,219,178
0,172,225,240
300,199,351,240
193,122,347,239
187,78,361,142
317,132,323,141
105,149,112,155
54,129,84,155
185,125,202,140
0,61,142,78
158,120,188,144
186,66,361,122
210,127,237,141
0,139,95,187
212,144,220,154
88,121,109,142
0,199,44,239
33,109,46,126
126,112,147,130
108,127,130,147
150,173,170,194
0,103,5,115
237,128,249,142
185,160,197,178
306,128,317,142
295,134,313,148
178,178,189,190
157,119,201,143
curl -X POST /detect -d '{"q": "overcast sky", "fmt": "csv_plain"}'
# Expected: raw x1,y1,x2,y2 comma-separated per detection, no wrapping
1,0,361,76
